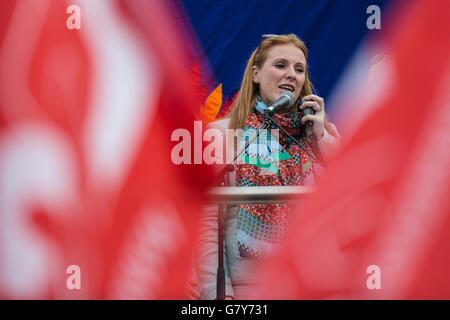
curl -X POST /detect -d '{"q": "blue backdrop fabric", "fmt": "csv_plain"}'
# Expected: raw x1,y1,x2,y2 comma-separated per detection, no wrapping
177,0,393,115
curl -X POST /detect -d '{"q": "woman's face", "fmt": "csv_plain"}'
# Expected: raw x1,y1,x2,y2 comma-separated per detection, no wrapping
253,43,306,106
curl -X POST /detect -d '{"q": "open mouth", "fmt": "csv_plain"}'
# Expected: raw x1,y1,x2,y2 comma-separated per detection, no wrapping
279,84,295,92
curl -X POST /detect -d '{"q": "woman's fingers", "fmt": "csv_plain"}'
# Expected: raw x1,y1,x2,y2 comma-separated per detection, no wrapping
299,100,321,113
300,94,325,111
303,94,324,104
301,114,323,125
299,94,326,139
302,114,325,139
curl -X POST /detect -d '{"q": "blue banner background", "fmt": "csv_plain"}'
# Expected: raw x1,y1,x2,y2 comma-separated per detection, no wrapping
177,0,394,115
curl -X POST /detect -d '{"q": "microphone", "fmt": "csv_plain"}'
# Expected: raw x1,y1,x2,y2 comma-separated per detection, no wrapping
265,91,295,115
303,106,315,129
300,97,315,131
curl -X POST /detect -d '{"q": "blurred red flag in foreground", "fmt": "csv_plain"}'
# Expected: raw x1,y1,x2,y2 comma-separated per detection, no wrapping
0,0,211,299
255,0,450,299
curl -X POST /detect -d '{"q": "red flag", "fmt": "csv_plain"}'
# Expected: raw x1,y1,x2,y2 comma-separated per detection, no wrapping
0,0,212,299
255,0,450,299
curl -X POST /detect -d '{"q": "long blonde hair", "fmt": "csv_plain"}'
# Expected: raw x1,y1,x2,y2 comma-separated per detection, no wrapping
229,34,314,130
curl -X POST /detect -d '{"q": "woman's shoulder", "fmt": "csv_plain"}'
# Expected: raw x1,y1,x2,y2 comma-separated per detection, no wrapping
206,118,230,132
